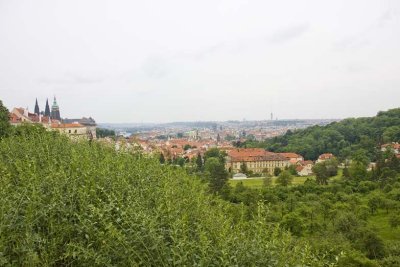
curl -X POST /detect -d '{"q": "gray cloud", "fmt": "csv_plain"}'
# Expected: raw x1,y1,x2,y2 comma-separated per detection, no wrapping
268,24,310,44
334,9,394,51
140,56,169,79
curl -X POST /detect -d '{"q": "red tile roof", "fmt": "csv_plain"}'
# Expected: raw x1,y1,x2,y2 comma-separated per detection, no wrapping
227,148,288,162
9,113,21,123
296,165,304,172
278,153,303,159
382,143,400,150
318,153,334,160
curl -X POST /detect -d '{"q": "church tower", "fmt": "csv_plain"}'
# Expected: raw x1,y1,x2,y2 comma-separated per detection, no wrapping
34,98,40,115
44,98,51,117
50,96,61,121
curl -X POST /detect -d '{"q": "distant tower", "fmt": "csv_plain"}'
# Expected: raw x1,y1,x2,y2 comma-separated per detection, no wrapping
44,98,51,117
51,96,61,120
270,113,273,121
34,98,40,115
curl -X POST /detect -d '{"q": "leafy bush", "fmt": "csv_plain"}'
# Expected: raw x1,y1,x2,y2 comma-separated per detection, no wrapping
0,125,336,266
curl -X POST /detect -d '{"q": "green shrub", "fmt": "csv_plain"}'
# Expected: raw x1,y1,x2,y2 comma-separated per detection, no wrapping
0,126,337,266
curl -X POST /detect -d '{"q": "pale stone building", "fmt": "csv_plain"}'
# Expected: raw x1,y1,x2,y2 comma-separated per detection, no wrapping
225,148,290,175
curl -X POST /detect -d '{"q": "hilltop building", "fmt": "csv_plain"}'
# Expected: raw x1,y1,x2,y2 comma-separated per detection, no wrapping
9,97,96,140
316,153,334,163
63,117,97,139
278,152,304,164
51,122,88,140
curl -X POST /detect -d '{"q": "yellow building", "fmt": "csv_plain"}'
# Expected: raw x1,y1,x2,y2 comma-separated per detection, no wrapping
225,148,290,175
51,123,88,140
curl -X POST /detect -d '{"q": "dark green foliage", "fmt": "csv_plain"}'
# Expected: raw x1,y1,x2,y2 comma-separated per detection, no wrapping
312,159,338,185
241,108,400,160
280,213,303,236
0,125,336,266
195,152,203,170
285,164,298,175
276,171,293,187
177,157,186,167
360,229,386,259
389,215,400,228
96,127,116,138
0,100,11,138
224,134,235,141
274,167,282,176
204,157,228,193
240,162,248,174
226,167,400,264
159,152,165,164
383,126,400,143
204,147,226,164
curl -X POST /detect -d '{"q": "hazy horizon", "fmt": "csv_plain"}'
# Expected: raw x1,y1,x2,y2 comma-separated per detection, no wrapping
1,0,399,123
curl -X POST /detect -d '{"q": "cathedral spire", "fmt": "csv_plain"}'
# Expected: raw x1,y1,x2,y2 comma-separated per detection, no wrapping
51,96,61,121
44,98,50,117
34,98,40,115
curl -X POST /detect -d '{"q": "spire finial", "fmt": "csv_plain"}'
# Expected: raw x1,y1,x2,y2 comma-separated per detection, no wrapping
34,98,40,115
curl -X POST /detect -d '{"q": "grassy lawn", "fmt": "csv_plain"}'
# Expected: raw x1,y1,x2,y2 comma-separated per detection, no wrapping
229,175,314,189
330,169,343,181
368,210,400,242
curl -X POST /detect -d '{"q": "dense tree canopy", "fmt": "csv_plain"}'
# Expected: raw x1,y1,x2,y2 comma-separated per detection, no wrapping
241,108,400,160
96,127,116,138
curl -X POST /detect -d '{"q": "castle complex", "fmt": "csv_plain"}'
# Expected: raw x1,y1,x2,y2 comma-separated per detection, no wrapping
34,96,61,121
9,97,96,140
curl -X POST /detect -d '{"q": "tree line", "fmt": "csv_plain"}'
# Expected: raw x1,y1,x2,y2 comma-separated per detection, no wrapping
238,108,400,161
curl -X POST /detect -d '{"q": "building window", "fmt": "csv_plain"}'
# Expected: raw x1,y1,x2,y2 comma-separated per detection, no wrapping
68,130,71,133
74,130,77,133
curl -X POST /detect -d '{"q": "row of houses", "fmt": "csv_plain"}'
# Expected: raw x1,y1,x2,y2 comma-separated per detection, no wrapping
381,142,400,158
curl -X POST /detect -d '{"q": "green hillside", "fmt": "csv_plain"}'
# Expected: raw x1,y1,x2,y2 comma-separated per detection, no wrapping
244,108,400,160
0,125,336,266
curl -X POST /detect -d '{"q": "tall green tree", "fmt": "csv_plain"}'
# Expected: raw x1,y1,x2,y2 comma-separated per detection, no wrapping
274,167,282,177
159,153,165,164
383,125,400,143
240,162,248,174
276,171,293,187
312,159,338,185
204,148,226,164
312,163,328,185
196,153,203,170
204,157,228,193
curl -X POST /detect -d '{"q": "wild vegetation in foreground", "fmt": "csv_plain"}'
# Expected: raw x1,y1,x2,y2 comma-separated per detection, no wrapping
0,124,338,266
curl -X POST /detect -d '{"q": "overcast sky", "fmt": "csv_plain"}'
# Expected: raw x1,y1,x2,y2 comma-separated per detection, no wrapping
0,0,399,123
